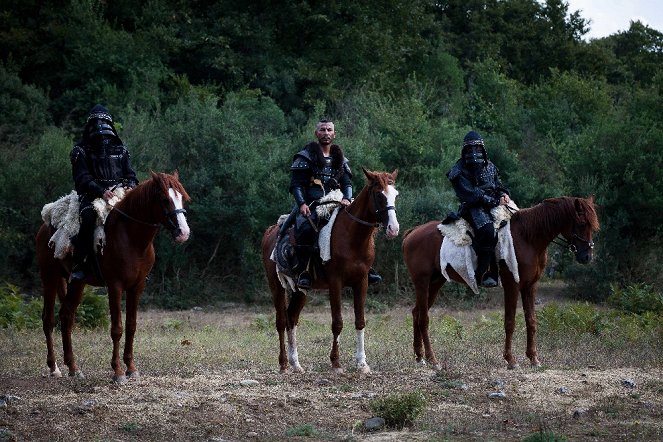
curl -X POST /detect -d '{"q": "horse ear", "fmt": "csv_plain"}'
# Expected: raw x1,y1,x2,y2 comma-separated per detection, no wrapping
172,170,179,180
362,167,376,181
150,170,158,180
391,169,399,181
574,198,586,215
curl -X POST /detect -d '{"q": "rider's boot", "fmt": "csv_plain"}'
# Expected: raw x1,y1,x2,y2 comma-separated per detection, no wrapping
296,245,313,289
368,268,382,285
70,208,95,282
476,247,498,288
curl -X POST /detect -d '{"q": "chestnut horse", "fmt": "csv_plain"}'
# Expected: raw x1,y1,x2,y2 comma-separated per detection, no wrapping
403,196,599,369
261,169,400,373
36,172,191,383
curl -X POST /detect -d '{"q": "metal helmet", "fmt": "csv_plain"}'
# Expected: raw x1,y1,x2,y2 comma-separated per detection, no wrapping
85,104,117,141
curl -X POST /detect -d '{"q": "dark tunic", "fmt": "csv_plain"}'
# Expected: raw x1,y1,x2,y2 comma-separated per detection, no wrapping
71,140,138,199
447,159,509,229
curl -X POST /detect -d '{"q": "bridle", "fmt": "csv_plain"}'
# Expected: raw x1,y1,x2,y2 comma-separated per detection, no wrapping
343,184,395,229
112,192,187,237
552,213,594,257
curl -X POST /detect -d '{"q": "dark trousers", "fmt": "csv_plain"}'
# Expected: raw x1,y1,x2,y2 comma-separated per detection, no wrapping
472,222,498,280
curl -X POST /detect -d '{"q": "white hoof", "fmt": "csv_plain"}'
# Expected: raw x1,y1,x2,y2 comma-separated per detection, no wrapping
357,364,371,374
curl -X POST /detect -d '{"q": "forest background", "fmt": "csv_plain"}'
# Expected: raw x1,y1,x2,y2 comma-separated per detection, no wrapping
1,0,662,309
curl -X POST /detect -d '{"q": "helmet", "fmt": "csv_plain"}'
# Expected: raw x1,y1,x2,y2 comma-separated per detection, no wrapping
461,131,486,168
85,104,117,140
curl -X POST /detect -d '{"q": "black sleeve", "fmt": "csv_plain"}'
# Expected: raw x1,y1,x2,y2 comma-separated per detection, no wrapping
71,146,104,197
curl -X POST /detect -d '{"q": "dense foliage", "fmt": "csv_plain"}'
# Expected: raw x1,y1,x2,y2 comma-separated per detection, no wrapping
1,0,662,307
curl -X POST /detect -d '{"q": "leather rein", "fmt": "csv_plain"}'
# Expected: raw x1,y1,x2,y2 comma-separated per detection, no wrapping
343,187,395,228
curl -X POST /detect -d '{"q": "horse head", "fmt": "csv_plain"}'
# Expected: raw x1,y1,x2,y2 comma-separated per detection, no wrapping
559,196,600,264
362,168,400,238
149,171,191,243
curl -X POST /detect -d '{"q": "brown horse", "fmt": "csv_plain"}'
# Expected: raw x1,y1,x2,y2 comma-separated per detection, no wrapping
36,172,191,383
403,196,599,369
261,168,400,373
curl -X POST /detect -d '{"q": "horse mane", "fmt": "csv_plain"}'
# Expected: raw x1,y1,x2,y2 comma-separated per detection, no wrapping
366,170,394,192
513,196,599,243
117,172,190,214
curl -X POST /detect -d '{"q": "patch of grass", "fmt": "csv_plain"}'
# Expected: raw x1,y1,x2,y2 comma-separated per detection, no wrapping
432,371,465,390
162,318,185,330
253,314,274,332
537,302,602,335
119,421,140,433
369,391,427,429
522,430,567,442
285,423,320,437
0,428,16,442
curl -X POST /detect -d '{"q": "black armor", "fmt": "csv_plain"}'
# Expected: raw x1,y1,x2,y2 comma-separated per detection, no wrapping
289,141,352,206
447,131,509,287
69,105,138,281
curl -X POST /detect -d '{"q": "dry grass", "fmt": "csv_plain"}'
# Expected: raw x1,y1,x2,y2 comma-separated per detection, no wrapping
0,282,661,441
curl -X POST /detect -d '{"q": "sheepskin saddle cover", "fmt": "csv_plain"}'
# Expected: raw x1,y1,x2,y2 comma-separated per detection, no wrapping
41,188,127,259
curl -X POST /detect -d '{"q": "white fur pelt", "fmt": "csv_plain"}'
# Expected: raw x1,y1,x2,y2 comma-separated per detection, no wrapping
41,187,128,259
439,202,520,294
41,191,80,259
319,207,340,263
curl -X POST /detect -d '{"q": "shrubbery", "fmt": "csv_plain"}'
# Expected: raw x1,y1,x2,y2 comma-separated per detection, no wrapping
0,283,108,329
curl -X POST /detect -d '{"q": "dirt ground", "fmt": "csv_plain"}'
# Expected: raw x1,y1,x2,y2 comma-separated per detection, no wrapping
1,362,661,441
1,283,662,441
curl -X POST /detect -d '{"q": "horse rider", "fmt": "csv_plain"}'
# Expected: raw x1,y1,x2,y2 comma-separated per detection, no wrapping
69,104,138,281
447,130,511,288
288,119,383,289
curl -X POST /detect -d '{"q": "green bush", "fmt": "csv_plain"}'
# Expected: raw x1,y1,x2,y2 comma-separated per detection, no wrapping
607,283,663,315
0,283,108,329
73,288,110,329
369,391,427,429
0,283,40,329
537,302,603,335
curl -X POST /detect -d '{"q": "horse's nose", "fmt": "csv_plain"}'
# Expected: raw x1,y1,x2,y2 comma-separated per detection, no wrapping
386,224,399,238
173,228,190,243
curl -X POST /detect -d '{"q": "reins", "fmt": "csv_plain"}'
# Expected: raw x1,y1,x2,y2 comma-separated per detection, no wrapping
111,206,161,227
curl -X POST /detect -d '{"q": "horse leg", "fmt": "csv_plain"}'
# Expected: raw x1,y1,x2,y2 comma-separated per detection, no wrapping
41,275,64,377
501,274,520,369
328,282,344,373
352,280,370,374
521,283,541,367
59,281,86,377
286,290,307,373
123,286,143,379
272,284,289,373
412,276,443,369
423,278,444,369
107,284,127,384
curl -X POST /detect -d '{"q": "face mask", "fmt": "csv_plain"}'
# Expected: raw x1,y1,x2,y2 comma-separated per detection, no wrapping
463,146,484,168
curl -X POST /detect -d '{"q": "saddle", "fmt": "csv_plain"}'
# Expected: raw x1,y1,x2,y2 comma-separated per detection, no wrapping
271,191,344,290
41,187,128,259
438,203,520,294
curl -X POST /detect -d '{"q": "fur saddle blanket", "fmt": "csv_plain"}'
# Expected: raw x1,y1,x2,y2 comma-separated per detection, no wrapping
270,190,344,292
438,202,520,294
41,187,128,259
